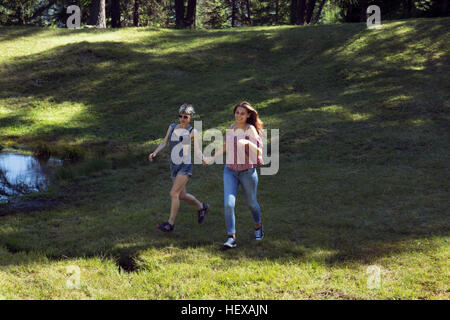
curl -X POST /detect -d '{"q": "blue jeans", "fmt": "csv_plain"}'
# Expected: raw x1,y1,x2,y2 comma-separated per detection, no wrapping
223,166,262,235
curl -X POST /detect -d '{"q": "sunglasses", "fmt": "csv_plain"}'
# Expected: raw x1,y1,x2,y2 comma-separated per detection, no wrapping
178,115,190,119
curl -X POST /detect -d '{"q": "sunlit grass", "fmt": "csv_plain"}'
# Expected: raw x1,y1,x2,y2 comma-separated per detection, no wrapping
0,17,449,299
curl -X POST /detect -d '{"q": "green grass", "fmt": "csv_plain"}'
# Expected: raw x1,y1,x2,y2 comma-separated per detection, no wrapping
0,18,449,299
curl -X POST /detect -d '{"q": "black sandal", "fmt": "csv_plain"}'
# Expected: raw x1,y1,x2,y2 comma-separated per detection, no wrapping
198,203,210,224
156,221,174,232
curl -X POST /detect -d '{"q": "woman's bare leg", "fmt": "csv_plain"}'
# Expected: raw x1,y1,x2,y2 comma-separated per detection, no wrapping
179,187,203,210
168,174,190,225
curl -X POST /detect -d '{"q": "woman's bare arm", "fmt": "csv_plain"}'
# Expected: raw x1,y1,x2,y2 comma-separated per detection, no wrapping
203,125,232,164
209,144,226,162
239,125,262,154
191,128,206,161
149,125,172,162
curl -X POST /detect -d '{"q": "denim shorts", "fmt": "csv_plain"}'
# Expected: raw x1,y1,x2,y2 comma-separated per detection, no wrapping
170,162,193,180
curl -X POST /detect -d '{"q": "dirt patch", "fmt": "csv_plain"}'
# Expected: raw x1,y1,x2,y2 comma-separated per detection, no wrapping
116,255,140,273
0,198,62,216
310,288,361,300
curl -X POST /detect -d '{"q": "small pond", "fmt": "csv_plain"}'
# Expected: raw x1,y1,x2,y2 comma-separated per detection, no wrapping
0,151,62,203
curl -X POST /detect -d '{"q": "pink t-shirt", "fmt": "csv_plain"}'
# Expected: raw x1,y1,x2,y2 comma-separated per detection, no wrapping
226,127,264,171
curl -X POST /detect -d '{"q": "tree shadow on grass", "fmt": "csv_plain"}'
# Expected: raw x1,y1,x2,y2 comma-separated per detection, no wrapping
0,156,448,272
1,20,448,147
0,26,44,43
0,19,449,270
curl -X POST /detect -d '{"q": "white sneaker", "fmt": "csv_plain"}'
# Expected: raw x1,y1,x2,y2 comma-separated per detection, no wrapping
223,237,237,249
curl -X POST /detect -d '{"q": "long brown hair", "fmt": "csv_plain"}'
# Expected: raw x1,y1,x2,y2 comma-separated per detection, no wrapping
233,101,264,135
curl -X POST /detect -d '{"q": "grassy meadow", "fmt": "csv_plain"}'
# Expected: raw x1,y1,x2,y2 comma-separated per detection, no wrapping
0,18,449,299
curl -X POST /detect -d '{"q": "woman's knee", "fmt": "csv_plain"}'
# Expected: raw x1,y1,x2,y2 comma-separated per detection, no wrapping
178,192,187,200
246,199,260,212
170,190,180,199
224,197,235,211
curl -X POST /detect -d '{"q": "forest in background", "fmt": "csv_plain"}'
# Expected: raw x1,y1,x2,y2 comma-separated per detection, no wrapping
0,0,448,29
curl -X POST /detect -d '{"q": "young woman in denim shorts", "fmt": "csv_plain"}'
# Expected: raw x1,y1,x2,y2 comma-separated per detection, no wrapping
203,101,264,249
149,104,210,232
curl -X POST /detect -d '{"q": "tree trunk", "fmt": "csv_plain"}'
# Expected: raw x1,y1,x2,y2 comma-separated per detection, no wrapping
343,3,360,23
111,0,121,28
175,0,185,28
185,0,197,28
358,4,365,22
275,0,279,24
231,0,237,27
133,0,140,27
291,0,298,24
305,0,317,24
246,0,252,25
97,0,106,28
402,0,412,18
312,0,326,23
16,5,23,25
297,0,306,25
442,0,449,16
89,0,106,28
88,0,99,25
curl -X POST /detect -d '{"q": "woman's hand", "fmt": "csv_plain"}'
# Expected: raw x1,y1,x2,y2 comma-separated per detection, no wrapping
237,137,261,155
149,152,157,162
202,157,212,165
237,138,249,146
202,144,226,166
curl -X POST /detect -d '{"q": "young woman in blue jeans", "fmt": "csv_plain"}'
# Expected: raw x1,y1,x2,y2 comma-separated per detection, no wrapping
204,101,264,249
149,104,210,232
